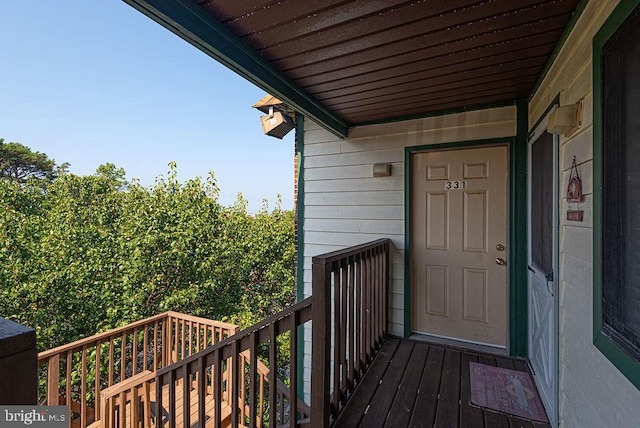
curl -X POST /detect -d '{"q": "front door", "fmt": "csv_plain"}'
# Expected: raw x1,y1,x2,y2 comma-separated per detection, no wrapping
527,128,558,425
410,145,508,347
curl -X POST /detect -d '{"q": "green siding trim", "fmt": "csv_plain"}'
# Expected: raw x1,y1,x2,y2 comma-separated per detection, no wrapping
528,0,590,100
403,131,528,357
511,99,528,358
122,0,348,138
295,114,306,400
355,101,516,129
593,0,640,391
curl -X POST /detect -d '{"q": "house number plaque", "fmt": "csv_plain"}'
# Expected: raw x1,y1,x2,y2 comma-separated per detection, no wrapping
445,180,467,190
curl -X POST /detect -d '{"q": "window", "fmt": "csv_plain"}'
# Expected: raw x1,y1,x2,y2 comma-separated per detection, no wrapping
594,0,640,389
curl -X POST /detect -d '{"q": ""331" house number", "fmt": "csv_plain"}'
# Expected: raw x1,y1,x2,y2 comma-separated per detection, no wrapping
444,180,467,190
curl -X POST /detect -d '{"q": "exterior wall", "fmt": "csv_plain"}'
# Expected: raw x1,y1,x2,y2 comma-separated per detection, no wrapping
300,106,516,398
529,0,640,426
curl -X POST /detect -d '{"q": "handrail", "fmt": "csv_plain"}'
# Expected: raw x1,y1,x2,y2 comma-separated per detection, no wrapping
37,312,238,428
38,313,167,359
310,239,391,426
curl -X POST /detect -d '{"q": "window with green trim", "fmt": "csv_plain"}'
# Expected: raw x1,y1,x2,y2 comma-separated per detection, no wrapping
594,0,640,389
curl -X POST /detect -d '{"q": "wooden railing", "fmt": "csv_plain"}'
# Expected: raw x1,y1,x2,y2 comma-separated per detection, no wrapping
36,238,390,427
38,311,238,427
311,238,390,426
154,298,313,427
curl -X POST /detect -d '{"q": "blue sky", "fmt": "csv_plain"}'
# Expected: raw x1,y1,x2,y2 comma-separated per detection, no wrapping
0,1,295,212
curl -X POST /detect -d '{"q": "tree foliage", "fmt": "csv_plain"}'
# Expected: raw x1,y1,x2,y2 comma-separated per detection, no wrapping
0,139,58,183
0,163,295,352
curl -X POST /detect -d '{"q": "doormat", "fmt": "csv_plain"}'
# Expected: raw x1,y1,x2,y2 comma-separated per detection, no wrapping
469,362,548,423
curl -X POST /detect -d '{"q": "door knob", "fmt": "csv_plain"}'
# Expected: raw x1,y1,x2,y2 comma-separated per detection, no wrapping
496,258,506,266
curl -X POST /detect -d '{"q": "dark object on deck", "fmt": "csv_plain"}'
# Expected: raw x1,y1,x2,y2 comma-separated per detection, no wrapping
0,317,37,404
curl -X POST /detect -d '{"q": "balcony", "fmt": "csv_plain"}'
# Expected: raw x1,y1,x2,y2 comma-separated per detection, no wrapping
29,239,546,427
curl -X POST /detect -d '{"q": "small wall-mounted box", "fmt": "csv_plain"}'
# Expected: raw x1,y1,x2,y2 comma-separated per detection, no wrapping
373,163,392,177
260,111,295,139
547,100,583,137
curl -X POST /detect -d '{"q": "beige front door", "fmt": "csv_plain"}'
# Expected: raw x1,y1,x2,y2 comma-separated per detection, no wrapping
410,145,508,347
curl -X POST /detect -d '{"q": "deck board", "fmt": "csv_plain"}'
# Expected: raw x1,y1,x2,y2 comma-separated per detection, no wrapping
385,342,429,427
360,340,415,427
409,345,445,427
333,337,401,428
339,337,552,428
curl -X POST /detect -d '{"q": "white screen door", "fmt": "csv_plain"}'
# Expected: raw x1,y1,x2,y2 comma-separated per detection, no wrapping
528,124,558,426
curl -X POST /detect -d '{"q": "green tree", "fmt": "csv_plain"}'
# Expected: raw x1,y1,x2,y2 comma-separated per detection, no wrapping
95,162,128,190
0,163,295,352
0,139,57,183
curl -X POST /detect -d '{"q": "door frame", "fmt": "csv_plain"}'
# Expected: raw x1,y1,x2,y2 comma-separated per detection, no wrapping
404,134,529,357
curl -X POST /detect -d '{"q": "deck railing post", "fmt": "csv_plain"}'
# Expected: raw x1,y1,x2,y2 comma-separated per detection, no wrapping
311,257,331,427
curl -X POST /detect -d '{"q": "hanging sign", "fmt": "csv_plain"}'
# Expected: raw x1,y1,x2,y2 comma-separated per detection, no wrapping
567,156,583,221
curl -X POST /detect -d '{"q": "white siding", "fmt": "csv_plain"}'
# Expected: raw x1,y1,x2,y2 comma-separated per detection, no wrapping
300,107,516,399
530,0,640,426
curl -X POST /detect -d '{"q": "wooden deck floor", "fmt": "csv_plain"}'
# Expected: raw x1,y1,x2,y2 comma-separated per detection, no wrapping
334,337,551,428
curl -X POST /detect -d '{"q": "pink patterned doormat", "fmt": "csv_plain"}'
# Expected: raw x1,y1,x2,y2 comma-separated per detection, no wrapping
469,362,549,423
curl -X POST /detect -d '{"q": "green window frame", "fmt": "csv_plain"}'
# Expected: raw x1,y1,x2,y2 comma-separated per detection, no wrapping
593,0,640,390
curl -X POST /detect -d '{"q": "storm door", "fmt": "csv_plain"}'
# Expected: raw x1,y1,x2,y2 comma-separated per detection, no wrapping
527,125,558,426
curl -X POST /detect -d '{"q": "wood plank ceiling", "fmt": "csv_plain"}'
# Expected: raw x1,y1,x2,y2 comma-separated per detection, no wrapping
194,0,580,125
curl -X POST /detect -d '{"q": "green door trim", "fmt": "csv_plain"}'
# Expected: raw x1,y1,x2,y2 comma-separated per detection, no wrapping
404,100,528,357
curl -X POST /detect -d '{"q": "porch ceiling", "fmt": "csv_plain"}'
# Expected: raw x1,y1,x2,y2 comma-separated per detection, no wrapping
125,0,582,136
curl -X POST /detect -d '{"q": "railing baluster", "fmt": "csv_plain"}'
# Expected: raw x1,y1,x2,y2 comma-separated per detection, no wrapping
356,253,363,379
81,346,87,427
214,348,222,428
155,371,163,428
119,388,126,428
340,259,348,403
180,319,186,362
332,266,340,415
168,370,176,428
268,323,277,428
95,342,101,421
258,373,265,428
108,338,115,386
153,321,159,372
348,256,356,389
133,328,138,376
197,357,206,427
47,355,59,405
143,325,149,372
373,249,379,349
65,351,72,408
196,322,201,352
132,384,139,427
239,352,246,425
120,332,126,382
231,340,239,427
183,361,190,428
249,332,257,428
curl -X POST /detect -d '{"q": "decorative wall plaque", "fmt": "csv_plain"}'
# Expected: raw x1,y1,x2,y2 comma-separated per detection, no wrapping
567,156,582,202
567,156,584,221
